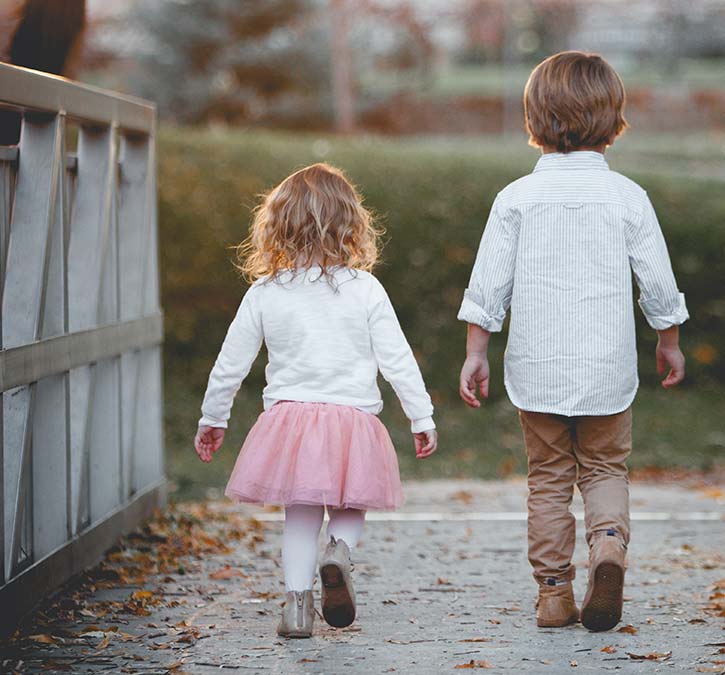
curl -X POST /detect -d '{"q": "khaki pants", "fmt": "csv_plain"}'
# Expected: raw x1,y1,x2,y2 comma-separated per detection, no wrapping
519,408,632,584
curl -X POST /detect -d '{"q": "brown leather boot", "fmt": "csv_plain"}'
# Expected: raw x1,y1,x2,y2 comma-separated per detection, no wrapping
581,528,626,631
319,536,356,628
536,580,579,627
277,590,315,638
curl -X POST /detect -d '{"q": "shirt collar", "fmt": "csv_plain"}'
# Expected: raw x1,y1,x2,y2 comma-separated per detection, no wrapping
534,151,609,172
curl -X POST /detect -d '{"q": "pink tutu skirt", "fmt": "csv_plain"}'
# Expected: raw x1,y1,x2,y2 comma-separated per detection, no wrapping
224,401,404,510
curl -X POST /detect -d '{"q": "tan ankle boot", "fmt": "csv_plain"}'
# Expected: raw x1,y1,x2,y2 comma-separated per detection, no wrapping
277,590,315,638
536,580,579,627
581,529,626,631
319,536,356,628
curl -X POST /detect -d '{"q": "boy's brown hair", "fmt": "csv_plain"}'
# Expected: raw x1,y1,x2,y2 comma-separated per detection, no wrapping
524,51,628,153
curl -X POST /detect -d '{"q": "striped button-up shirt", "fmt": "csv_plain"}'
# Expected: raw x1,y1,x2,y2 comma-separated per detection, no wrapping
458,151,689,416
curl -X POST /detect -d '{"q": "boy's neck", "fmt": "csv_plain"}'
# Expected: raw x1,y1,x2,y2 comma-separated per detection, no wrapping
541,144,607,155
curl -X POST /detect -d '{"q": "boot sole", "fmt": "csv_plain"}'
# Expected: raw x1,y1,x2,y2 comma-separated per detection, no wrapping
581,562,624,631
277,630,312,639
320,562,355,628
537,611,579,628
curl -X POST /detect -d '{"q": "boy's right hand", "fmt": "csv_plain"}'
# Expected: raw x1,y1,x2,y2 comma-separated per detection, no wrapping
459,356,490,408
195,425,225,463
656,325,686,389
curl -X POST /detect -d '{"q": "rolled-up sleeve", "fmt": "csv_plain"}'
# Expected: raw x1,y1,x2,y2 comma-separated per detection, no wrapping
457,196,519,332
628,195,689,330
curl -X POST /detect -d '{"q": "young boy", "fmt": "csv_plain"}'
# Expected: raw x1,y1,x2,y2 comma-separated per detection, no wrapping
457,51,688,631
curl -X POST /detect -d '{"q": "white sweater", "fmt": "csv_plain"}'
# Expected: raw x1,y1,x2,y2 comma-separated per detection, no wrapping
199,267,435,433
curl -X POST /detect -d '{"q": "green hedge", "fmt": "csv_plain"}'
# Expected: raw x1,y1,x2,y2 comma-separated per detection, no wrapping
158,128,725,499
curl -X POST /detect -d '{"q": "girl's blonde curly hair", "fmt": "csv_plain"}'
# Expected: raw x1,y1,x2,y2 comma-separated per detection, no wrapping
237,163,382,282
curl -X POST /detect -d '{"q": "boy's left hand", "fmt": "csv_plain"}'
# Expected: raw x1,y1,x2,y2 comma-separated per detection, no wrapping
195,425,225,462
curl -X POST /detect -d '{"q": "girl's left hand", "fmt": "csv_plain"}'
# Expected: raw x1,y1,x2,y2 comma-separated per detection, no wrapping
414,429,438,459
195,425,225,463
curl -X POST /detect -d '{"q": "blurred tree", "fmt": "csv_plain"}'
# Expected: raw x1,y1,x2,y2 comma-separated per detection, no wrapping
457,0,578,65
0,0,86,144
459,0,504,64
130,0,330,125
330,0,354,132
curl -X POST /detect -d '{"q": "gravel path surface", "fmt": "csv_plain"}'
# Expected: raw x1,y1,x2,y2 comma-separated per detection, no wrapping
2,479,724,674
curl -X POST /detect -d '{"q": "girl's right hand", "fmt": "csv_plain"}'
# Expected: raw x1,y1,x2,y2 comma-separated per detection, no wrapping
195,425,225,463
414,429,438,459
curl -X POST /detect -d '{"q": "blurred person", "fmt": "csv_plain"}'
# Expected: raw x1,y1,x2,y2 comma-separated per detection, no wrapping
457,51,688,631
0,0,86,144
194,163,437,638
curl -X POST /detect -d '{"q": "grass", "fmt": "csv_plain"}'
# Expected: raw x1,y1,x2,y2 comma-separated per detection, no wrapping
157,127,725,501
360,59,725,100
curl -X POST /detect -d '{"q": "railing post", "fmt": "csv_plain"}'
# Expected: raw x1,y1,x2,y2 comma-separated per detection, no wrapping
118,134,148,500
31,111,71,562
2,111,67,577
67,123,121,533
0,145,18,586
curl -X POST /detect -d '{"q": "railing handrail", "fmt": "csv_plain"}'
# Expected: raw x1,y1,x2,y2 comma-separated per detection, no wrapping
0,62,155,134
0,313,164,393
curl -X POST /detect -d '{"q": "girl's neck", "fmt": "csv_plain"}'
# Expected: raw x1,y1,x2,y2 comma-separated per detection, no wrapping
296,256,344,270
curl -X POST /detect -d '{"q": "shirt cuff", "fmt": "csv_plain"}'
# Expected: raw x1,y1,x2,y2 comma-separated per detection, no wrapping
411,416,435,433
638,292,689,330
457,289,506,332
198,415,228,429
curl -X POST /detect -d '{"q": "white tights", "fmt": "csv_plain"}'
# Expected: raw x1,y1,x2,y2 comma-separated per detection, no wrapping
282,504,366,592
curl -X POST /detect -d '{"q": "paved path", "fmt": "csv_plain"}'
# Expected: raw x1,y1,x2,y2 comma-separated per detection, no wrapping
2,480,724,674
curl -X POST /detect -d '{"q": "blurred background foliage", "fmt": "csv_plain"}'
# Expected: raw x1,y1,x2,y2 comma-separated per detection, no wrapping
126,0,331,125
158,129,725,499
2,0,723,499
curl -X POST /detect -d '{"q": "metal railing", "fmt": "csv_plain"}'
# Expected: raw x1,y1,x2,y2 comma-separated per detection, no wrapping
0,63,165,630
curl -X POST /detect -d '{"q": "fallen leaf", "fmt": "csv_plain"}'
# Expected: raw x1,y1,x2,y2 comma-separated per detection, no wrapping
458,637,491,643
209,565,245,580
96,634,111,651
40,660,72,672
131,590,154,600
436,577,452,585
29,634,58,645
617,624,638,634
570,661,578,667
626,651,672,661
601,645,617,654
450,489,474,505
488,619,501,625
454,660,494,669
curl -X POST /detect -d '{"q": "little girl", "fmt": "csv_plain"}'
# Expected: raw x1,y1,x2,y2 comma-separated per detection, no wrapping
194,163,437,638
